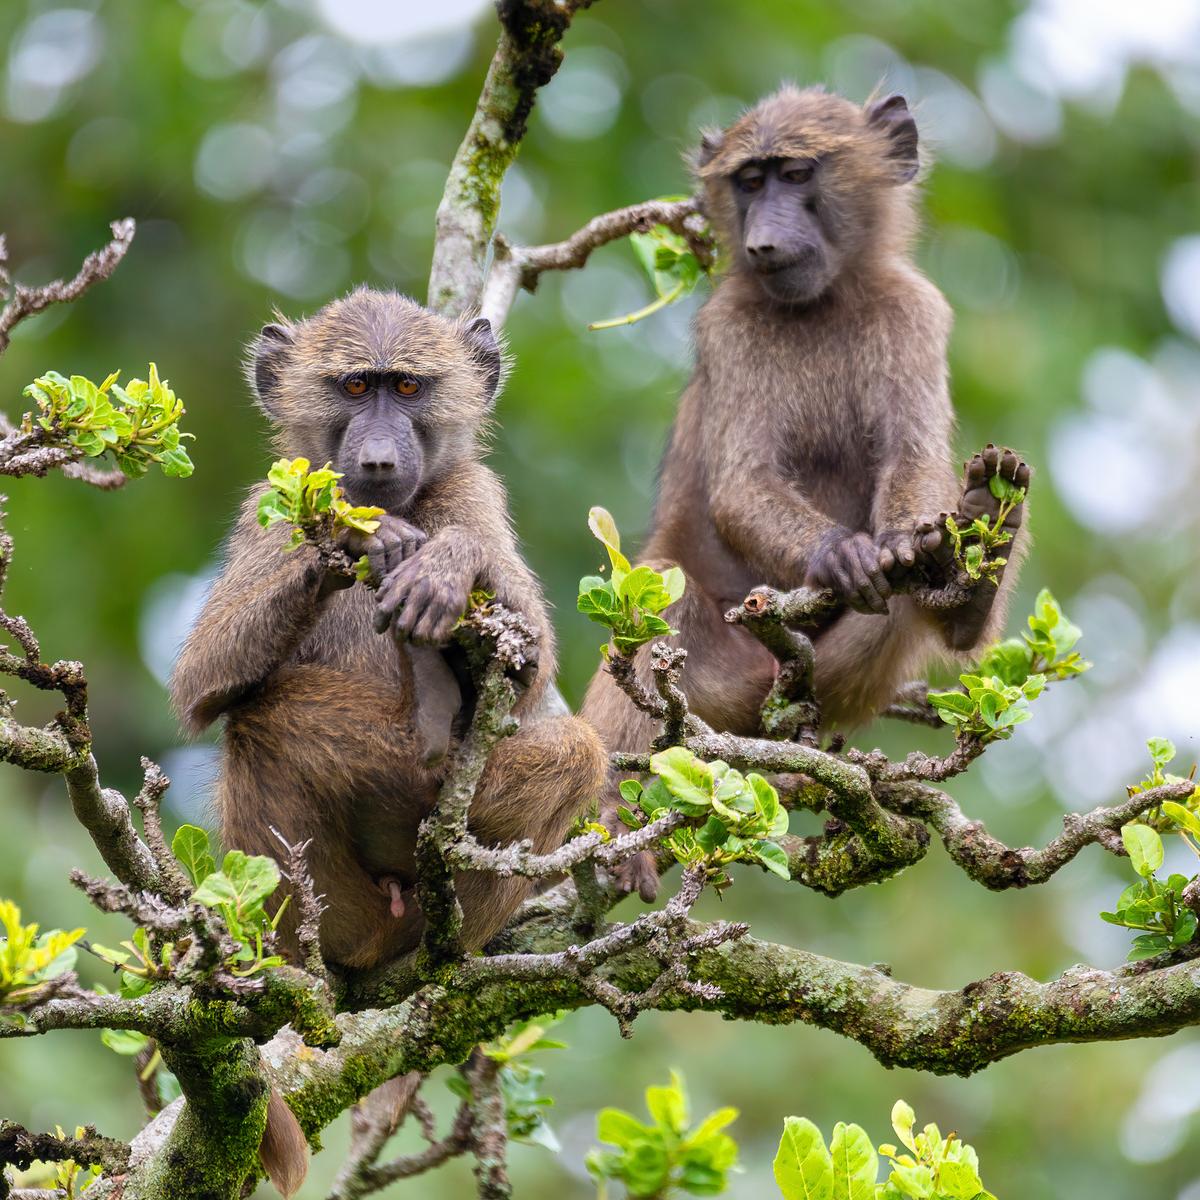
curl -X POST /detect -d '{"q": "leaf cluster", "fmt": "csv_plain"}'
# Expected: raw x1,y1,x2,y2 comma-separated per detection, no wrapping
773,1100,994,1200
617,747,790,892
876,1100,995,1200
586,1071,739,1198
1101,738,1200,960
93,824,285,1001
941,475,1023,583
928,589,1089,743
456,1013,569,1152
590,204,712,330
0,899,83,1004
578,507,685,657
21,365,194,478
256,456,384,562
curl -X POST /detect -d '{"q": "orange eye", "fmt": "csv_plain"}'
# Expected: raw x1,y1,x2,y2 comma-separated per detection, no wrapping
344,377,369,397
394,375,421,397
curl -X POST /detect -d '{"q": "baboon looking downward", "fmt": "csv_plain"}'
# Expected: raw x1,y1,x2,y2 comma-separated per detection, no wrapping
172,289,605,971
583,86,1029,897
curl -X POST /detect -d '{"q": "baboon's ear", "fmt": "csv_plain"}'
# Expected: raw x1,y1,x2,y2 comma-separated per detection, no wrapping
866,93,919,183
251,322,294,419
696,127,724,169
462,316,503,404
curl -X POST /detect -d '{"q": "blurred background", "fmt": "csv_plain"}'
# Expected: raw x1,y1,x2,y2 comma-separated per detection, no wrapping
1,0,1198,1195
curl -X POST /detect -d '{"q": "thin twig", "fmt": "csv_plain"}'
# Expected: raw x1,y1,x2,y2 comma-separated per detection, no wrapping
0,220,135,354
481,196,712,327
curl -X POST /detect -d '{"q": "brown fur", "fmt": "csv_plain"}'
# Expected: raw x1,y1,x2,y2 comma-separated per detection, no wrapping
173,288,604,965
583,87,1026,859
171,289,606,1190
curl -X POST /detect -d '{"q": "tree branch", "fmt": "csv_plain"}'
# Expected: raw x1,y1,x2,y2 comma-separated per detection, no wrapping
0,220,134,355
881,778,1196,889
480,196,712,327
427,1,593,317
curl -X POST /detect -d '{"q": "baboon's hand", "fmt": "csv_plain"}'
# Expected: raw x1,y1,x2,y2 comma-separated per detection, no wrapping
805,528,893,615
873,528,919,586
339,515,428,584
912,514,957,572
959,444,1031,529
373,547,471,645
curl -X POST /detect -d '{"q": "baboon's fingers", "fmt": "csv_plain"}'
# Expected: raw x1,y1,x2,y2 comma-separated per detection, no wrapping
981,443,1000,472
827,559,857,606
1014,461,1032,490
852,538,891,611
963,452,988,489
999,448,1020,480
878,546,895,573
616,852,660,902
410,596,463,646
392,577,437,639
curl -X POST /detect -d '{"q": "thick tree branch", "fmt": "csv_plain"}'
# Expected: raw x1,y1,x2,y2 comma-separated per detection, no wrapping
427,1,593,317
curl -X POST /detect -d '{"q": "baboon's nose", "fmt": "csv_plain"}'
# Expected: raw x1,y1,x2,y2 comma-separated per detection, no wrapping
746,239,776,260
359,437,398,472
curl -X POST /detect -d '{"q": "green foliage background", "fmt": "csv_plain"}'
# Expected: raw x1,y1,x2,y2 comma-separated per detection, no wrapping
1,1,1198,1196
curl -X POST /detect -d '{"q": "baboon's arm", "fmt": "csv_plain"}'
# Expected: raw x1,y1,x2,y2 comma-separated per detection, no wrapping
170,488,331,733
704,393,842,587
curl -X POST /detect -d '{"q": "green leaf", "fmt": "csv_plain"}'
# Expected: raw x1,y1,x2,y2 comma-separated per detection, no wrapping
596,1108,652,1148
756,841,791,880
1122,824,1164,879
829,1121,877,1200
660,566,686,605
695,815,730,853
1162,801,1200,839
1148,737,1177,769
644,1071,688,1135
975,638,1034,686
888,1162,934,1198
649,747,714,812
988,473,1025,504
936,1156,984,1195
618,779,644,807
588,506,632,578
171,825,216,886
773,1116,834,1200
927,691,974,723
686,1106,739,1146
890,1101,917,1153
101,1028,150,1056
1128,933,1171,961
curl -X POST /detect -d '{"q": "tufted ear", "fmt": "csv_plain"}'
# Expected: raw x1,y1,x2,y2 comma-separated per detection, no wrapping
866,93,919,183
250,322,294,420
695,127,724,169
462,316,503,404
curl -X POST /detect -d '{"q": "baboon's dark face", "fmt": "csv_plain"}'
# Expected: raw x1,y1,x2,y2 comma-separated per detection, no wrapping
249,289,503,514
330,371,428,509
730,157,840,304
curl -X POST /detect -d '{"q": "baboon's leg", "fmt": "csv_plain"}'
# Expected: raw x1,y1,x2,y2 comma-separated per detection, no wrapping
220,665,437,970
222,668,604,967
450,714,606,950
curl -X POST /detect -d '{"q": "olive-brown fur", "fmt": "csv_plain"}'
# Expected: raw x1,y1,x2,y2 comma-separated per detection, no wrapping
582,87,1028,896
172,288,605,970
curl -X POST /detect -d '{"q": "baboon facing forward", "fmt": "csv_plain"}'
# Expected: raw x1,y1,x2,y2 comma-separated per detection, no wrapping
583,87,1029,896
172,289,605,971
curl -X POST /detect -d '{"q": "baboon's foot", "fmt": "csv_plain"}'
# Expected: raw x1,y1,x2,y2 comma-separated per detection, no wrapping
959,444,1031,531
